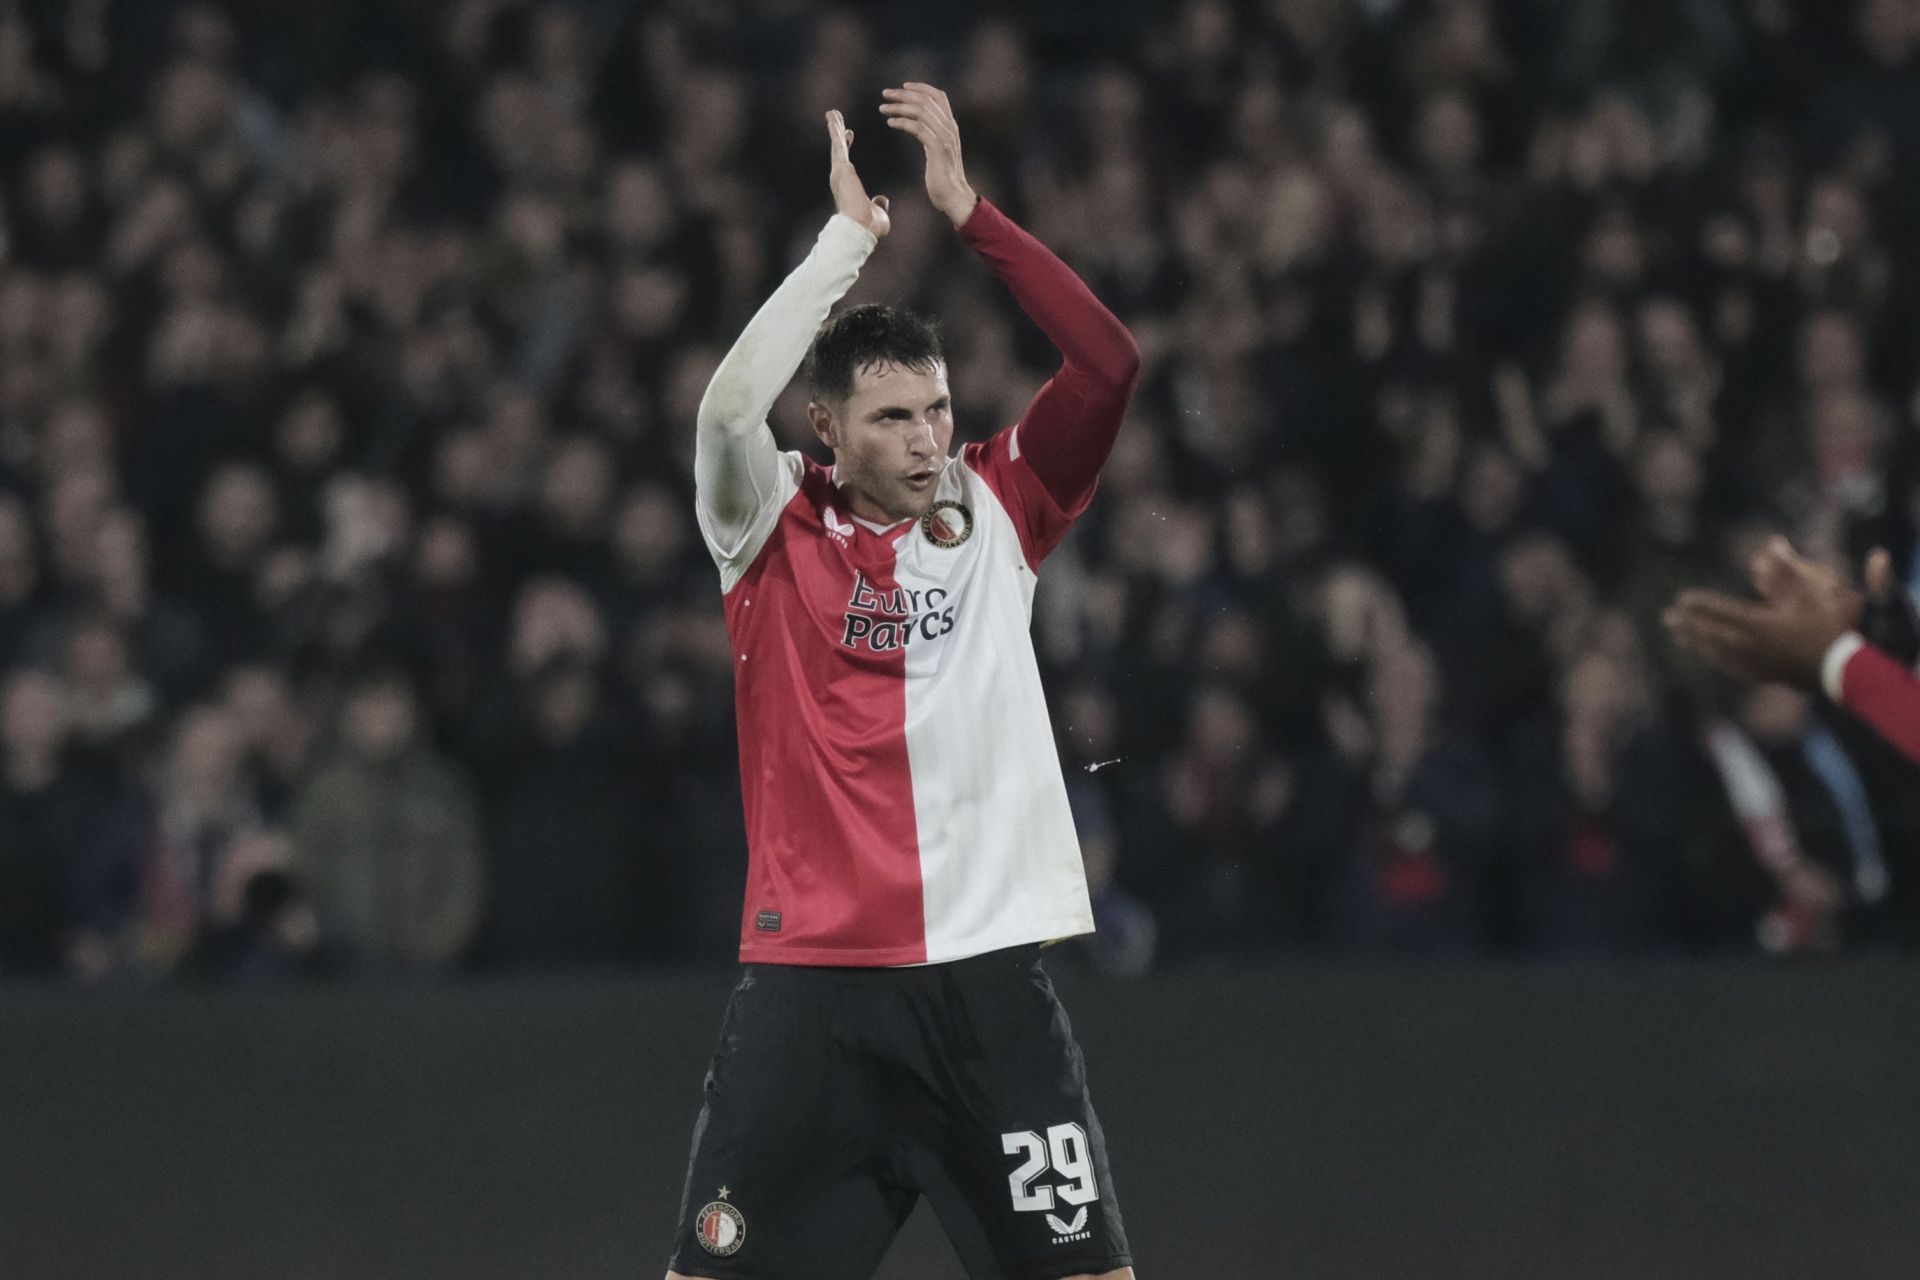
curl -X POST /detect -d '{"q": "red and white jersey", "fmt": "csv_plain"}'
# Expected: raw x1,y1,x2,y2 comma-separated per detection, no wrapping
694,203,1140,966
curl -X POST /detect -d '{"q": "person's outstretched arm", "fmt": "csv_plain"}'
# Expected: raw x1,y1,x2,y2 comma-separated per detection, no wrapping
1668,540,1920,767
882,83,1141,519
695,111,887,570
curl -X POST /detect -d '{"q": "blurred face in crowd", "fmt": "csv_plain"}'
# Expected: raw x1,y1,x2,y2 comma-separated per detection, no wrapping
223,665,298,753
540,437,616,535
1459,444,1523,534
666,348,723,434
46,468,116,586
168,705,244,804
604,159,674,250
414,516,479,589
485,386,548,460
432,431,496,509
511,578,608,673
153,60,234,151
344,679,417,760
1637,297,1705,378
1060,684,1118,761
1811,390,1887,491
533,665,597,746
65,620,133,696
92,507,150,603
1,669,68,760
479,73,548,175
277,392,345,475
1856,0,1917,67
1560,302,1628,386
613,483,687,580
1501,535,1584,625
1368,641,1440,766
669,71,747,173
1320,565,1410,665
1804,179,1868,259
1796,310,1866,393
1635,433,1704,514
199,464,277,567
41,399,112,480
1560,649,1648,729
26,146,87,230
160,238,224,304
1583,207,1647,291
811,361,955,523
613,266,688,342
1186,686,1256,770
1198,611,1263,681
1415,90,1482,179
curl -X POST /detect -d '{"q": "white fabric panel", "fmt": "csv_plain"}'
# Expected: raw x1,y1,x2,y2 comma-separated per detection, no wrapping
896,460,1094,964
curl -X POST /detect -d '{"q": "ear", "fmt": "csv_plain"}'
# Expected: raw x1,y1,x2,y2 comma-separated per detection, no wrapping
807,401,839,451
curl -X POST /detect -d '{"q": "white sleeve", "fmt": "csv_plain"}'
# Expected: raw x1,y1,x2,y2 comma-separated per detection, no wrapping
695,214,877,589
1820,631,1866,702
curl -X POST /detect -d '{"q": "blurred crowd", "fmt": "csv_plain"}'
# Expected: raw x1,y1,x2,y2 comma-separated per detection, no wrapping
2,0,1919,982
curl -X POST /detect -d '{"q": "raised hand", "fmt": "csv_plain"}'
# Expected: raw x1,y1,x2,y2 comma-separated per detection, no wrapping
880,83,978,227
1665,537,1862,687
826,109,889,238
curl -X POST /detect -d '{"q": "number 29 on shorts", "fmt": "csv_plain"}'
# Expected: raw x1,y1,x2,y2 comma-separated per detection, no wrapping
1000,1123,1098,1212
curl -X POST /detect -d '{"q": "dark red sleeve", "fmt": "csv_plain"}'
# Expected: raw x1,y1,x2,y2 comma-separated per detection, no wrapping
963,432,1075,570
957,198,1141,520
1838,642,1920,766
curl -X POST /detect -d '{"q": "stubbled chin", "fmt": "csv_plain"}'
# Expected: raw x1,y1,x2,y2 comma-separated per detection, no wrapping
843,468,936,524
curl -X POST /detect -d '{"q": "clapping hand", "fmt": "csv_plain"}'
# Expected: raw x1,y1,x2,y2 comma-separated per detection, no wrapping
880,83,979,227
826,109,890,238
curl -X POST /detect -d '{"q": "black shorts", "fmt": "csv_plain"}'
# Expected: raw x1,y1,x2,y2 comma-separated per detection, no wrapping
665,943,1131,1280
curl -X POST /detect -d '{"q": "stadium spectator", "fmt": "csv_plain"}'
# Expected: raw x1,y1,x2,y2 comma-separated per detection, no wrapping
290,666,483,969
467,654,655,968
0,669,77,974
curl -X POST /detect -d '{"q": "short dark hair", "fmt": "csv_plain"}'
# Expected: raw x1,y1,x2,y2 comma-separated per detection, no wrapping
803,303,944,403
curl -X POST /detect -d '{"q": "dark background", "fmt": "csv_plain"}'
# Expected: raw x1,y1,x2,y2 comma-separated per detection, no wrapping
6,962,1918,1279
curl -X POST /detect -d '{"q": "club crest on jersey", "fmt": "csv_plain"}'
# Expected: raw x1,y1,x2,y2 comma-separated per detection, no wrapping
695,1192,746,1256
921,500,972,548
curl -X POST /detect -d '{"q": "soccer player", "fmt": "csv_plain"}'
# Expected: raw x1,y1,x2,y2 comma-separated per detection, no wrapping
1667,538,1920,765
664,85,1140,1280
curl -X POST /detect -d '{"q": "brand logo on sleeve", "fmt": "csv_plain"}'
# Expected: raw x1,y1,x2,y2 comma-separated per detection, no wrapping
840,571,956,651
755,911,781,933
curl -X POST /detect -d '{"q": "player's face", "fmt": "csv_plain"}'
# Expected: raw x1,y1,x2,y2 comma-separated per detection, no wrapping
819,361,955,523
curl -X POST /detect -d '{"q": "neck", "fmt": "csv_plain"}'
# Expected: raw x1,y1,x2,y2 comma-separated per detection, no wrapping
834,467,912,527
845,489,908,526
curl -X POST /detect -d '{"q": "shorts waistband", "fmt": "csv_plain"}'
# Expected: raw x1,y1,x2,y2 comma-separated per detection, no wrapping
744,942,1043,984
